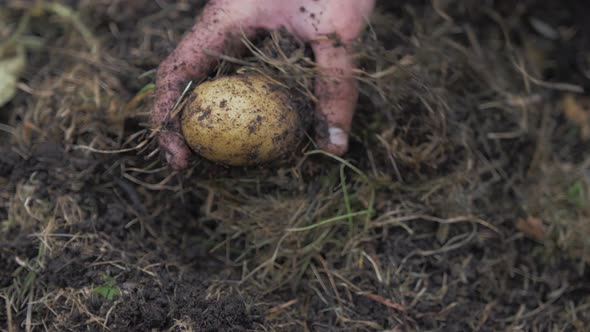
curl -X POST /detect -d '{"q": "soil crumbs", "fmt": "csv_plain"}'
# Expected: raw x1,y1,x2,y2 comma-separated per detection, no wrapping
1,0,590,331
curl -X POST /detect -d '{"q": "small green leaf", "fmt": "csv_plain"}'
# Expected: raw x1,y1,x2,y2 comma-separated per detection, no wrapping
567,181,586,208
93,285,121,301
92,275,121,301
138,83,155,94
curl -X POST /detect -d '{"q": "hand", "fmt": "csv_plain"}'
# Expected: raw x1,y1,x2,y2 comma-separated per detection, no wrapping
150,0,376,169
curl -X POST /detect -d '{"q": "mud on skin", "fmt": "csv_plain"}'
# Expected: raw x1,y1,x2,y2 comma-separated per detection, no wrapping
150,0,376,169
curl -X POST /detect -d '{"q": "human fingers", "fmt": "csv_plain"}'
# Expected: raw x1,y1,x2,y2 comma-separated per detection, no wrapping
309,39,359,155
150,0,258,169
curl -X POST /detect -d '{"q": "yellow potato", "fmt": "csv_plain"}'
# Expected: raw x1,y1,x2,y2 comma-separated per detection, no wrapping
180,73,301,166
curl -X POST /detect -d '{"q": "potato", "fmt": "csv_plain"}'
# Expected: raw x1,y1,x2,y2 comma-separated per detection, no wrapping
180,73,302,166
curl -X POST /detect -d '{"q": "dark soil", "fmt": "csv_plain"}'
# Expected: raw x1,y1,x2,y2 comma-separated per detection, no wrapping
1,0,589,331
0,141,257,331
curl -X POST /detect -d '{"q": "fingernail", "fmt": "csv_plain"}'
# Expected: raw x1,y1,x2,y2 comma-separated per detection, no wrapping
329,127,348,147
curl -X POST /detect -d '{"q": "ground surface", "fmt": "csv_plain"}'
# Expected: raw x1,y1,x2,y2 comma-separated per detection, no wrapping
1,0,589,331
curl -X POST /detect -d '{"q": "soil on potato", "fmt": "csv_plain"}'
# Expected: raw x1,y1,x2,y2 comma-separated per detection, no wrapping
1,0,590,331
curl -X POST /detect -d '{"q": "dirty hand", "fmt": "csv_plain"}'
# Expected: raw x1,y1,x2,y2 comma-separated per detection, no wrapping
150,0,376,170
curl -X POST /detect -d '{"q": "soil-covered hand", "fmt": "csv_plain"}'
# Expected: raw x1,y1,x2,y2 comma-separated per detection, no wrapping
150,0,376,170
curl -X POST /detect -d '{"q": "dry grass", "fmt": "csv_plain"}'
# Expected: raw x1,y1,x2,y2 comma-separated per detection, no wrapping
1,0,589,331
